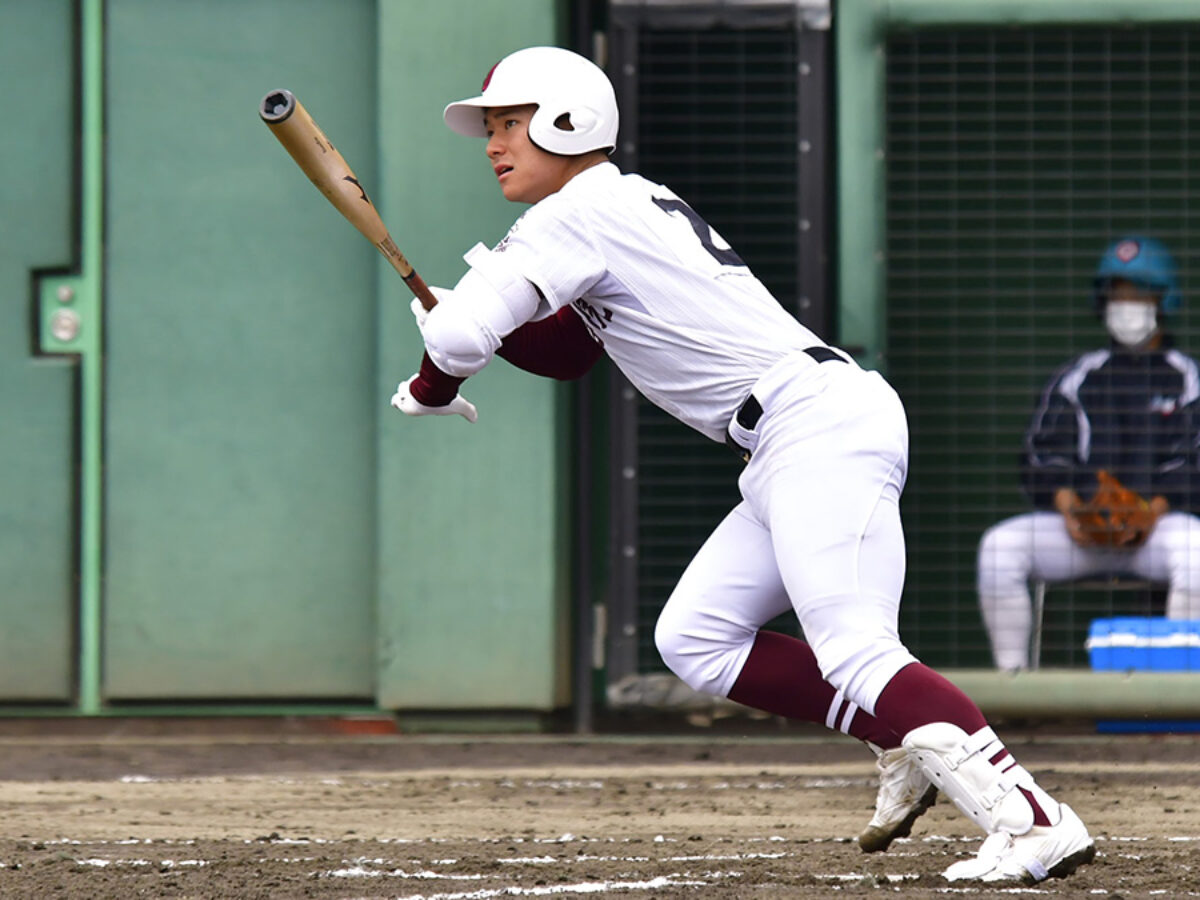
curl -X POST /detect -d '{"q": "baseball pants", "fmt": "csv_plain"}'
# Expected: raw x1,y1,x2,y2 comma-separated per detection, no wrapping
655,352,919,716
978,510,1200,670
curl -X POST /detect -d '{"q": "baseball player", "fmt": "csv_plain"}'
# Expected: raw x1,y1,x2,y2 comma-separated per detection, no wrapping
391,46,1094,883
978,236,1200,670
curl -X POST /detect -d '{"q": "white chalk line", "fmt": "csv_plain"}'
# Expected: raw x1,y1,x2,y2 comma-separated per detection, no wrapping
75,759,1200,785
9,831,1197,892
3,835,1199,898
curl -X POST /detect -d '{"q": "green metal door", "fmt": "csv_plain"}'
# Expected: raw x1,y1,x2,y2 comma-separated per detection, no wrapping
101,0,377,699
0,0,79,702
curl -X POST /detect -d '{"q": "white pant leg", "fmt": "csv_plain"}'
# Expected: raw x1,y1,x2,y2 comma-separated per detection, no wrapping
977,510,1200,668
976,512,1108,669
655,502,792,698
739,366,918,716
760,464,917,715
977,511,1126,593
1124,512,1200,619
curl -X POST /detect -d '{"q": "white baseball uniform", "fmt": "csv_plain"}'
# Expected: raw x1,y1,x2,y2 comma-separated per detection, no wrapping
412,46,1095,880
420,161,918,713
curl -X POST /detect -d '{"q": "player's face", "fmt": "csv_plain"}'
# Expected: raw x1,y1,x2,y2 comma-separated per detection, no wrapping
1104,278,1161,348
484,105,581,204
1107,279,1158,306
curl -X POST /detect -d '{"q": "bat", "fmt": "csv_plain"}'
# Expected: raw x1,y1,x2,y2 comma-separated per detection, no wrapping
259,88,436,310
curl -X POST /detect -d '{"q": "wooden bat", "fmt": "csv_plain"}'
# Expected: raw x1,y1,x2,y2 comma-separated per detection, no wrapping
259,89,437,310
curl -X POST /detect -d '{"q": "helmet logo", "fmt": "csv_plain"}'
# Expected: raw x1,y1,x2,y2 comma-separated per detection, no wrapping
481,61,500,91
1115,240,1141,263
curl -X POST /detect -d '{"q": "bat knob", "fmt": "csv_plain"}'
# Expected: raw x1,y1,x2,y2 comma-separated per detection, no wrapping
259,89,296,123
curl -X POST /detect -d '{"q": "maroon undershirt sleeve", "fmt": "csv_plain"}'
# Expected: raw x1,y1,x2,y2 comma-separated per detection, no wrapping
495,305,604,379
407,306,603,407
408,352,465,407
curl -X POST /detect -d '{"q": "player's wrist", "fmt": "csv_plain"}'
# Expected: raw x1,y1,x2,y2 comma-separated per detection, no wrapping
410,352,465,406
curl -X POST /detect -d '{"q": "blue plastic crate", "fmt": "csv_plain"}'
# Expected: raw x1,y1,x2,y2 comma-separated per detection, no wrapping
1087,617,1200,672
1088,617,1200,733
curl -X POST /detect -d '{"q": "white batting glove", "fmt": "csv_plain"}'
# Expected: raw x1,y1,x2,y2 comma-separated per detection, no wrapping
390,375,478,423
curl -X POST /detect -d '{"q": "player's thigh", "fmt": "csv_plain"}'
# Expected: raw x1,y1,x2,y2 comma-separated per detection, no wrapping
751,446,906,610
983,511,1117,584
762,466,916,709
657,501,791,649
1131,512,1200,583
754,451,908,635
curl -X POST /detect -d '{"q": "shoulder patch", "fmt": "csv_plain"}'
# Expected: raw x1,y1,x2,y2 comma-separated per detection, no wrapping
494,211,530,253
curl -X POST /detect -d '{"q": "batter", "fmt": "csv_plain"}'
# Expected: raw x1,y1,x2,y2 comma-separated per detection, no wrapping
391,46,1094,884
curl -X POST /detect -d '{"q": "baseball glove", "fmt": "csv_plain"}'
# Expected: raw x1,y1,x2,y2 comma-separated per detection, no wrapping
1070,469,1159,548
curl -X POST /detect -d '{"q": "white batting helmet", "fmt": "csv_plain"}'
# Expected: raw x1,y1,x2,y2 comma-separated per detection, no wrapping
443,46,618,156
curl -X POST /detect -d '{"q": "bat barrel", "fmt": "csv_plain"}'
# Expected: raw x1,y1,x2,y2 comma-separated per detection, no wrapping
259,89,296,124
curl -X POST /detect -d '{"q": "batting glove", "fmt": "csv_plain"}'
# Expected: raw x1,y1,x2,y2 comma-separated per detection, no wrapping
390,375,478,423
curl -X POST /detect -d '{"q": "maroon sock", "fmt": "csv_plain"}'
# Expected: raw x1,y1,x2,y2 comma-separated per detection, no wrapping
872,662,988,737
727,631,902,749
875,663,1050,826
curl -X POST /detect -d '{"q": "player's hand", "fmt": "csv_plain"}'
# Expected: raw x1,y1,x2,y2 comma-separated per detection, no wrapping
410,287,452,335
1054,488,1092,547
1057,474,1166,549
1126,495,1172,546
390,375,478,423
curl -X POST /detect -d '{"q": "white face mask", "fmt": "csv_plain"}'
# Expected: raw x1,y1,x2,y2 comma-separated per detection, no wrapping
1105,300,1158,347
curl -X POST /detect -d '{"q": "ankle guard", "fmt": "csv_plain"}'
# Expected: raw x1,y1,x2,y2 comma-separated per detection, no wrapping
902,723,1055,836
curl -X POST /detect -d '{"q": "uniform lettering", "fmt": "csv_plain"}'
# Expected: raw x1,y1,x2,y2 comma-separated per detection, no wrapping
651,197,745,268
573,297,613,331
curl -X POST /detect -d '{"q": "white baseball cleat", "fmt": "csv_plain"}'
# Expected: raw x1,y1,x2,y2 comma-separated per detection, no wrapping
857,747,938,853
943,803,1095,884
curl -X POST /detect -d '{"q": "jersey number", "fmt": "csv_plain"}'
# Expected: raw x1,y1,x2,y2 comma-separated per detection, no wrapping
652,197,745,268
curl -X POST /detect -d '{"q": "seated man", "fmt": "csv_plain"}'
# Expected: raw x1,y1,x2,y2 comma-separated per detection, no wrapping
977,236,1200,670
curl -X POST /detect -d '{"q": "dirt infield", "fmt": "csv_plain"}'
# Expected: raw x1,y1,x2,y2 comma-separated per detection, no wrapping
0,719,1196,898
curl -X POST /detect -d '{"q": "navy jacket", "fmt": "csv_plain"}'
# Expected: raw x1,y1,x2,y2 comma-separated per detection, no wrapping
1021,341,1200,510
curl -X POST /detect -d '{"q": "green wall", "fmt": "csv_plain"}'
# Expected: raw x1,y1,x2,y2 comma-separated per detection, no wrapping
375,0,569,709
0,0,77,700
0,0,566,711
103,0,380,699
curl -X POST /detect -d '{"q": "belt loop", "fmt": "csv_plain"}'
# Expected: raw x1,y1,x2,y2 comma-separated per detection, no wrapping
726,394,762,463
726,346,842,464
736,395,763,430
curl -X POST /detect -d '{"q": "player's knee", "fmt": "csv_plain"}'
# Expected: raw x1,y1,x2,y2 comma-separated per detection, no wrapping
1168,553,1200,596
976,525,1003,576
1161,514,1200,588
653,603,744,697
653,607,692,682
1176,552,1200,590
976,522,1028,596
